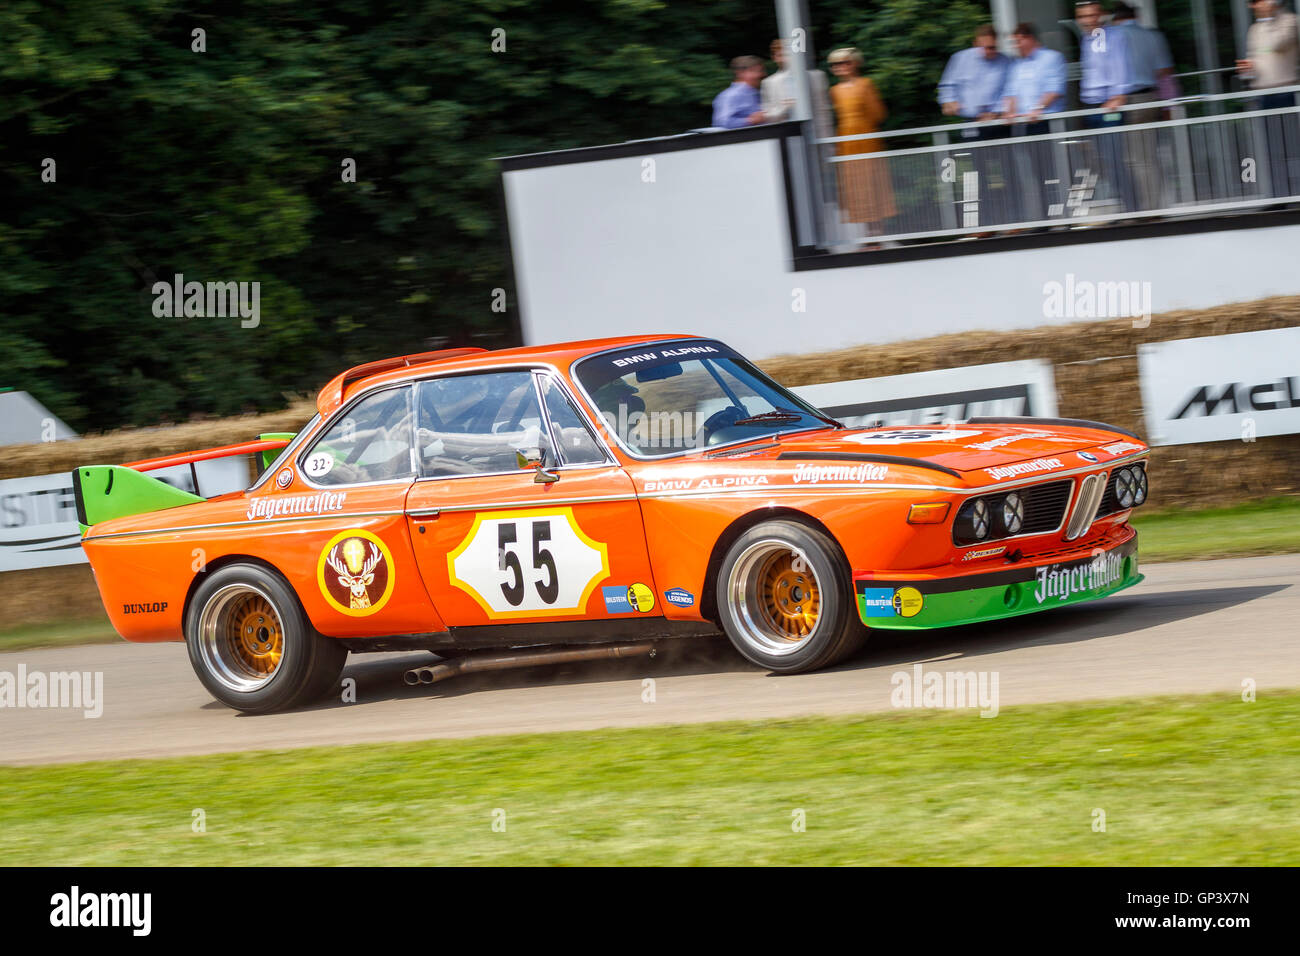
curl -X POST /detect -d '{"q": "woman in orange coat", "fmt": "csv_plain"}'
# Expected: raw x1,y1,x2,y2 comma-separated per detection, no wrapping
828,47,897,232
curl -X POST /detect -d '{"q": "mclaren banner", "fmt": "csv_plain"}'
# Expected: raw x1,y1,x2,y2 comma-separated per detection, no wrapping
791,360,1059,427
1138,327,1300,446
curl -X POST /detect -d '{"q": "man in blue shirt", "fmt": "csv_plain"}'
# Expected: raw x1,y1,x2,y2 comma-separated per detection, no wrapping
938,25,1013,227
939,25,1011,119
712,56,767,129
1076,1,1136,216
1110,3,1171,211
1001,22,1068,225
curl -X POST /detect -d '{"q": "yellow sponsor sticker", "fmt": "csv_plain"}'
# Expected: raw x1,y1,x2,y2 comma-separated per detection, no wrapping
893,586,924,618
627,583,655,612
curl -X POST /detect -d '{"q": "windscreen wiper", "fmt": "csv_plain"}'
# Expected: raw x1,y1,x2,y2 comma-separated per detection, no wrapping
732,408,844,429
731,410,804,426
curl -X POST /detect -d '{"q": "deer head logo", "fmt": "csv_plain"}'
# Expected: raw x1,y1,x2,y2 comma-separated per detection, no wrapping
326,538,382,609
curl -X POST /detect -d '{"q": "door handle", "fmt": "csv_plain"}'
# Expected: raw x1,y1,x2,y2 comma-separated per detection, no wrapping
408,509,440,521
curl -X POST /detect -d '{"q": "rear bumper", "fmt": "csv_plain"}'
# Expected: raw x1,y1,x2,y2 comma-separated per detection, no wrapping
855,529,1141,629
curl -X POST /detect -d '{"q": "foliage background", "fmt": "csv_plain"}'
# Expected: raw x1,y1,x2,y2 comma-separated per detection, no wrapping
0,0,1245,432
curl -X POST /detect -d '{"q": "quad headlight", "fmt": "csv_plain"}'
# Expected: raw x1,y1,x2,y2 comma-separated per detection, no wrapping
953,498,993,543
1001,493,1024,536
1113,465,1148,509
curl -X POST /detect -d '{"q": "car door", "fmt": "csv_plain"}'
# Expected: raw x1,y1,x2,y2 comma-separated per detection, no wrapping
403,367,659,628
267,382,447,637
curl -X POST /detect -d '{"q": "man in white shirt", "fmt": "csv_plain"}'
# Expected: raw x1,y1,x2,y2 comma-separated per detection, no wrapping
761,39,833,140
1237,0,1299,198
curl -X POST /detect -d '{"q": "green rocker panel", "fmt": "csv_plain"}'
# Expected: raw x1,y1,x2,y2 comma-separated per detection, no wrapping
857,534,1141,629
72,465,204,534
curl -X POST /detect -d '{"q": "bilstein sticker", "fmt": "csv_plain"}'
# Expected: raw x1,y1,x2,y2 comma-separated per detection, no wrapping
860,588,896,617
603,584,655,614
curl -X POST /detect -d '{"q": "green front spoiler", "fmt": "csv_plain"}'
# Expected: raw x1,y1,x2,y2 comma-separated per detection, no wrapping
857,534,1142,629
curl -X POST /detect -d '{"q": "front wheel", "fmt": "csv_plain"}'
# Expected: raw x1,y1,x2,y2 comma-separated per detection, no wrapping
715,520,865,673
185,564,347,713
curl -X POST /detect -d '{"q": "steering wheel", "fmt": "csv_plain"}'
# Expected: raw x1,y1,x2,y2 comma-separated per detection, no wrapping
698,406,748,446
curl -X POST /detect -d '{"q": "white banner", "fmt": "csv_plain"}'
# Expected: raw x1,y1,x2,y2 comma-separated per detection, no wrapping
0,472,85,572
1138,327,1300,446
791,359,1058,427
0,457,252,573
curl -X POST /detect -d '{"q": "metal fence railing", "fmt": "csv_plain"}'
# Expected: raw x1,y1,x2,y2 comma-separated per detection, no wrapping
813,86,1300,247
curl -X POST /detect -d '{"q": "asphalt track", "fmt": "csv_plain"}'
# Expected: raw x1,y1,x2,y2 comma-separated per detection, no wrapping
2,554,1297,766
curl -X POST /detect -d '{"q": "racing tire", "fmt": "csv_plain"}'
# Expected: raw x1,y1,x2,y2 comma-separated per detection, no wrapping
715,520,866,673
184,563,347,714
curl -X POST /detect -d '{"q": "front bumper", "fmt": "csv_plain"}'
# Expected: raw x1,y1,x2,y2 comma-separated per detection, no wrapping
855,530,1141,629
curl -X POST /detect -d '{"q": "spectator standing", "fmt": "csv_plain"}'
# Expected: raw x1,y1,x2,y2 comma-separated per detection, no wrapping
1075,2,1136,215
712,56,767,129
1238,0,1299,102
1238,0,1299,198
1110,3,1169,211
762,39,834,140
937,25,1012,226
828,47,897,240
1001,23,1068,224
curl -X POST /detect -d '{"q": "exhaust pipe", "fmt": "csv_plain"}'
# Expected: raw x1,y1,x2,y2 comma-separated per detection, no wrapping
402,643,655,687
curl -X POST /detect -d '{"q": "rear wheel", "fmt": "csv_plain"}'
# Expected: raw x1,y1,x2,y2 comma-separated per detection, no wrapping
185,564,346,713
715,520,865,673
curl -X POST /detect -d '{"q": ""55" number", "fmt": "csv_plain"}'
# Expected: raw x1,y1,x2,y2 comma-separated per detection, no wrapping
497,520,559,607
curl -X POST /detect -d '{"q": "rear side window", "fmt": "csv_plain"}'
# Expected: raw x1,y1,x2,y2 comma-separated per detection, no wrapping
301,388,415,485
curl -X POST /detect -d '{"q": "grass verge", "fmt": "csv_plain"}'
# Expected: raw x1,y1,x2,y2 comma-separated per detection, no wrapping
1,691,1296,865
0,617,119,652
1132,496,1300,562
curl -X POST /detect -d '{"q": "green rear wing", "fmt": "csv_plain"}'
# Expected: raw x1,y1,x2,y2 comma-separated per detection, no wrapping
73,433,295,535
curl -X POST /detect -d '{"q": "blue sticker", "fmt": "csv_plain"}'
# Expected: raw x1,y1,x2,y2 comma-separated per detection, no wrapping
664,587,695,608
603,586,636,614
859,587,897,617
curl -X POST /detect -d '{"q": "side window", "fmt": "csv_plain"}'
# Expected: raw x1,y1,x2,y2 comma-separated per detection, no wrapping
416,371,552,477
541,376,607,466
302,388,415,486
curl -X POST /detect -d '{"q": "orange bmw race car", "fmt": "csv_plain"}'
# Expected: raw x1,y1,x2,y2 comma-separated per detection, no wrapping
75,335,1150,712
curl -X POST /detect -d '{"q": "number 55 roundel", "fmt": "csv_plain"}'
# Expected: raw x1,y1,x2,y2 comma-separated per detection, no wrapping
447,508,611,619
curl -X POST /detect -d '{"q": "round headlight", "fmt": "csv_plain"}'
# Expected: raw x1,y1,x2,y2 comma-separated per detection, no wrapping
1001,493,1024,535
1115,468,1137,508
1132,465,1147,505
971,499,990,540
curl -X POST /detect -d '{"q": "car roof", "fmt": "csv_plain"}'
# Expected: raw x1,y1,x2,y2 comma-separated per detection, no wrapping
316,333,702,416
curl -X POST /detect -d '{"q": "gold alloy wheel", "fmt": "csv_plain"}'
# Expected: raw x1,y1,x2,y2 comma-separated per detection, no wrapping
760,549,820,638
229,594,283,677
727,539,825,656
197,583,287,693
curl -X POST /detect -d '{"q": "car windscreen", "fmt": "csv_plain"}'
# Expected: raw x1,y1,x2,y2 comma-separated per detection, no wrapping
574,341,834,457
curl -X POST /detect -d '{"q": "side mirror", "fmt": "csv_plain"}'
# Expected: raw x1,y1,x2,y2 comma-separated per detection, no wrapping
515,446,560,483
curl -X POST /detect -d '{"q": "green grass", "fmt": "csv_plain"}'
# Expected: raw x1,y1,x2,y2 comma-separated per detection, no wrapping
0,617,118,652
2,691,1297,865
1134,496,1300,562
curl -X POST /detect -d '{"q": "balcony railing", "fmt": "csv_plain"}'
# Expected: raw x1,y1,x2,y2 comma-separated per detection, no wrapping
812,86,1300,248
